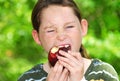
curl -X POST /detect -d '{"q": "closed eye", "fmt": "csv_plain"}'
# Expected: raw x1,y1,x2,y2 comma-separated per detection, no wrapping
47,30,55,33
66,26,74,29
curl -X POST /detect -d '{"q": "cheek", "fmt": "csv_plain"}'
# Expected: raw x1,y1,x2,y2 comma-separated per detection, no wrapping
71,29,82,39
71,31,82,51
40,35,56,52
73,32,82,43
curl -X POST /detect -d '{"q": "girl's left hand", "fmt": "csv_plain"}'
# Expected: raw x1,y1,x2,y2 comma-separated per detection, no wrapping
57,50,84,81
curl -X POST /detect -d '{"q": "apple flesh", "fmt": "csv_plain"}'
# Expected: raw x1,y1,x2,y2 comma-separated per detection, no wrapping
48,44,71,66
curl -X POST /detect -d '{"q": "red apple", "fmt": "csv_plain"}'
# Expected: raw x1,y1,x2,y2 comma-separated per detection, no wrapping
48,44,71,66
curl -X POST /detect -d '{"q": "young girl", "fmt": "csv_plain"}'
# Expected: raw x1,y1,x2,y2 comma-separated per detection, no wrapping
18,0,119,81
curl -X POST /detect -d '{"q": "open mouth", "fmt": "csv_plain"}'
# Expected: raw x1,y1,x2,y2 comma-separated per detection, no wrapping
51,44,71,53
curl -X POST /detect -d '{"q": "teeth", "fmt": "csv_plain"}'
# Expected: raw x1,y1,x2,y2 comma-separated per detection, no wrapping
59,44,70,48
65,44,69,48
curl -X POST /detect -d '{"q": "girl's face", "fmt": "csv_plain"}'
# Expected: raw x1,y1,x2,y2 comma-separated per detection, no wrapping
32,5,88,53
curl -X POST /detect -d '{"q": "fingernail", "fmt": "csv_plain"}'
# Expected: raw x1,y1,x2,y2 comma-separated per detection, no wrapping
68,50,71,53
59,50,63,54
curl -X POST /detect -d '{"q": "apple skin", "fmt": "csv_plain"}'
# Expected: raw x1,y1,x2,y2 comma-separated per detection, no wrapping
48,44,71,66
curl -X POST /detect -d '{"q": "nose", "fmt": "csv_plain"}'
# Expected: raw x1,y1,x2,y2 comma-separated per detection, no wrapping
56,31,67,41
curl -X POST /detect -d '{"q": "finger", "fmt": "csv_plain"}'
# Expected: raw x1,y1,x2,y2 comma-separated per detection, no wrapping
68,51,82,60
59,68,69,81
54,61,64,80
58,50,78,65
58,59,72,70
68,51,84,67
47,66,57,81
48,61,60,79
63,69,69,81
58,56,84,73
67,51,84,65
58,51,84,72
48,69,54,80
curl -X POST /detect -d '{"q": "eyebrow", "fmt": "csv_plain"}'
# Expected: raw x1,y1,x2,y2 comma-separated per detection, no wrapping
64,21,75,26
43,25,55,30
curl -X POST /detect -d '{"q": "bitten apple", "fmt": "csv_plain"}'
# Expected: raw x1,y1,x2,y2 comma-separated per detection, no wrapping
48,44,71,66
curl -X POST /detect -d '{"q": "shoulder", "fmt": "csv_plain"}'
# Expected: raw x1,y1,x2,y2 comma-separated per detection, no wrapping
85,59,119,81
18,63,48,81
91,59,117,74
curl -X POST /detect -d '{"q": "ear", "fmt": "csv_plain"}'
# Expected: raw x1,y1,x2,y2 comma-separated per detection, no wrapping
32,30,41,45
81,19,88,36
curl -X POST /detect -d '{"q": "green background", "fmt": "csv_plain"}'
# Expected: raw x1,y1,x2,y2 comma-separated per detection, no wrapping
0,0,120,81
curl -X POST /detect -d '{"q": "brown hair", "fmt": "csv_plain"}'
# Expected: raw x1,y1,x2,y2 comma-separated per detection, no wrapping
31,0,89,58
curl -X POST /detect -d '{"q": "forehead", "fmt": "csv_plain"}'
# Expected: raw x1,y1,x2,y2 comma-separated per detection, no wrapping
40,5,77,25
41,5,75,14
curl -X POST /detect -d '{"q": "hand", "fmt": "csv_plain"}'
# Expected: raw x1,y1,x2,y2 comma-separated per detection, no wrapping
57,50,84,81
46,61,69,81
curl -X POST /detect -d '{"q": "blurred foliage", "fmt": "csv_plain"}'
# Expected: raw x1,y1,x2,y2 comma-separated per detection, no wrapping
0,0,120,81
